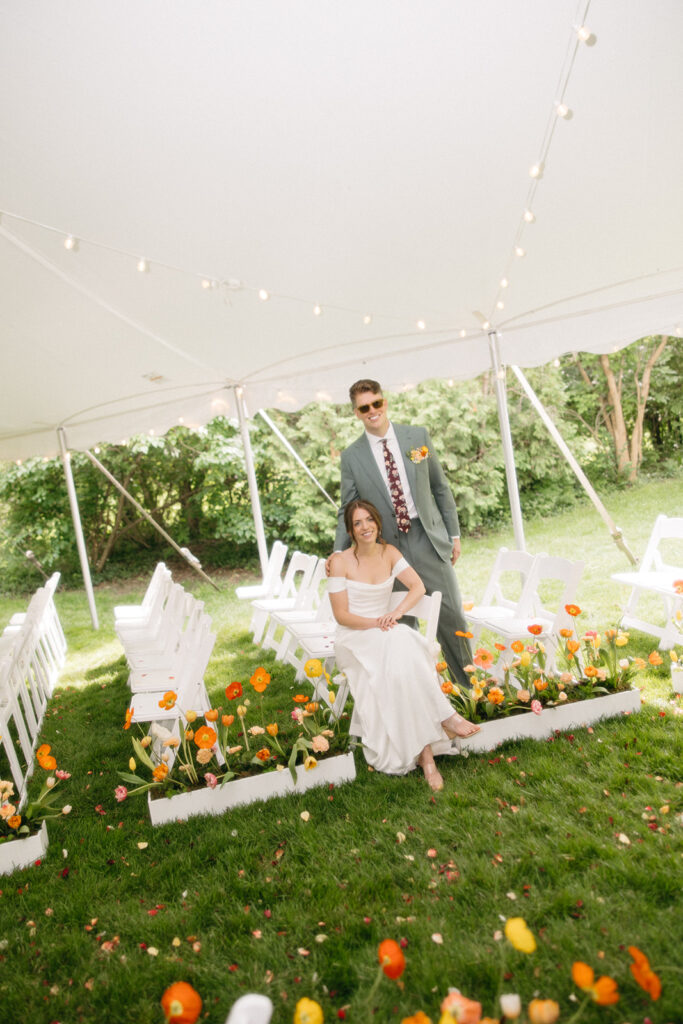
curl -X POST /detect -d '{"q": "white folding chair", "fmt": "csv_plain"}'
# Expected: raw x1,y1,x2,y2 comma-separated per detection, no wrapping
249,552,319,645
261,557,327,656
114,563,172,623
466,548,537,641
611,514,683,649
235,542,288,602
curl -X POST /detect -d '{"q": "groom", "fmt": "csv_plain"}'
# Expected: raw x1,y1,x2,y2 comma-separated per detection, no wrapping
332,379,472,686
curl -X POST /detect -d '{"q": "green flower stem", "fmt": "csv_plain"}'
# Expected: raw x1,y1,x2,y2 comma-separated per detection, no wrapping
563,995,591,1024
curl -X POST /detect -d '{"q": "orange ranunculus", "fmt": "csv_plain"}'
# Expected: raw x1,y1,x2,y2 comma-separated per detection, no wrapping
204,709,218,722
440,989,482,1023
648,650,663,666
293,694,309,703
305,702,319,714
628,945,661,1000
527,624,543,636
250,667,271,693
487,686,505,705
511,640,524,654
473,648,494,669
455,630,474,639
123,708,133,731
158,690,177,710
571,962,619,1005
7,814,22,829
255,747,271,762
225,682,242,700
559,628,573,638
222,714,234,727
565,604,581,616
584,665,599,678
401,1013,432,1024
534,678,548,692
194,725,217,749
161,980,202,1024
378,938,405,979
441,680,454,695
527,999,560,1024
153,763,169,782
266,723,278,736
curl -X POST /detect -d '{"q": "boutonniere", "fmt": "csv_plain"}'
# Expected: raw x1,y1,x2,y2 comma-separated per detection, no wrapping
407,446,429,463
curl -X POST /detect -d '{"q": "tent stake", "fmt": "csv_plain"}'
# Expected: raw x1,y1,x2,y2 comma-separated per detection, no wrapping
510,365,637,565
488,331,526,551
57,428,99,629
84,450,221,590
235,387,269,577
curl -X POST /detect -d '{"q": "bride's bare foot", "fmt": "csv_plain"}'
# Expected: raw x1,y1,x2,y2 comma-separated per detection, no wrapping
442,712,481,739
421,761,444,792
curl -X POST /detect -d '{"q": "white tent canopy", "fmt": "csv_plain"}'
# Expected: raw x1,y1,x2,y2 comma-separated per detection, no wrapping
1,0,683,462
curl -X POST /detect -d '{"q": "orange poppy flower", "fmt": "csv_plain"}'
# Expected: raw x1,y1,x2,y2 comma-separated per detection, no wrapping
37,743,51,758
7,814,21,829
528,999,560,1024
255,747,271,762
440,990,482,1023
161,980,203,1024
153,764,169,782
293,694,309,703
527,624,543,636
455,630,474,639
266,723,278,736
37,749,57,770
400,1013,432,1024
584,665,598,678
123,709,133,731
378,938,405,979
511,640,524,653
565,604,581,616
673,579,683,594
441,680,454,695
648,650,663,666
225,682,242,700
628,945,661,1000
571,962,619,1005
222,714,234,727
494,642,507,651
559,628,573,638
158,690,177,710
473,648,494,669
204,709,218,722
250,667,271,693
193,725,217,749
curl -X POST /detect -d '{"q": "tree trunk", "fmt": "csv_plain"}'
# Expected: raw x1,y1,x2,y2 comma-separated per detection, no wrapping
599,354,631,474
628,335,668,481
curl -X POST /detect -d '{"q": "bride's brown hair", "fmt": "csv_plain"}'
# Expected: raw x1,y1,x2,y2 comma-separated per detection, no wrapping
344,499,387,557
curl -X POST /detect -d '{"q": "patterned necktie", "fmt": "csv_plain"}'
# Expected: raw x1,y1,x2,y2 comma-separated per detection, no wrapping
381,439,411,533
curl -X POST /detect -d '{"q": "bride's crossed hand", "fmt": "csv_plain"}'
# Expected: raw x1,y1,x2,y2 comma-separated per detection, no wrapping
376,612,400,631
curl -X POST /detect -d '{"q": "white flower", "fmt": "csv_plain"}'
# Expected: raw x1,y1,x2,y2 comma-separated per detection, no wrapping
619,658,630,670
61,805,72,815
150,722,174,742
500,992,521,1018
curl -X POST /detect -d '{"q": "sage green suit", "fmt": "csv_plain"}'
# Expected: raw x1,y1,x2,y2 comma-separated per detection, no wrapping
334,424,471,685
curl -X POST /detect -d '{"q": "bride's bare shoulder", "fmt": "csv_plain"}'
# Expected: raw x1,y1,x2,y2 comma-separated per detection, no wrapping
329,551,351,576
383,543,402,565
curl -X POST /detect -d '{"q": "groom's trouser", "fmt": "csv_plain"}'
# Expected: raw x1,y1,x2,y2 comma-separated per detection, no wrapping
394,517,472,689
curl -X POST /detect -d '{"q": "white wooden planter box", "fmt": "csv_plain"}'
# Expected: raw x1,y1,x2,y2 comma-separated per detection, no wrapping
672,666,683,696
147,751,356,826
456,688,642,755
0,821,49,876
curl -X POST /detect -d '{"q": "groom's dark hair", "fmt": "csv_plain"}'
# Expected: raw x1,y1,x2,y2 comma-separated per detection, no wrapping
349,379,382,406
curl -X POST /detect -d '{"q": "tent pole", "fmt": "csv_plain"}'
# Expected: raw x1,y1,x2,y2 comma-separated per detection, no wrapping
84,450,221,590
510,365,638,565
257,409,337,508
488,331,526,551
57,428,99,629
235,387,269,576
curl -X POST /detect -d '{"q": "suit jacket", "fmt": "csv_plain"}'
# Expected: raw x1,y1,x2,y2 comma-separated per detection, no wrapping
334,423,460,562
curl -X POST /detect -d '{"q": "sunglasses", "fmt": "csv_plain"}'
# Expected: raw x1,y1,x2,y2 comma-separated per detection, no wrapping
356,399,384,414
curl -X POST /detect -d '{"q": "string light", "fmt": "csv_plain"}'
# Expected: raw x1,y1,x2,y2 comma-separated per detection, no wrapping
529,162,544,179
363,314,372,325
137,258,149,273
63,235,78,251
500,277,509,288
496,300,504,309
416,320,426,330
258,288,269,301
523,209,535,223
576,25,596,45
313,304,322,316
555,102,572,119
514,246,526,258
201,279,213,289
459,329,467,338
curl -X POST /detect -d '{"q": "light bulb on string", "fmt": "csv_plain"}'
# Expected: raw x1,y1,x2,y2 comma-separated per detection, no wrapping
313,304,322,316
556,102,572,119
500,277,509,288
576,25,596,45
416,320,426,331
459,329,467,338
514,246,526,258
137,258,149,273
64,235,78,251
201,279,214,289
363,314,372,325
258,289,269,301
496,301,504,310
529,162,544,179
523,209,535,223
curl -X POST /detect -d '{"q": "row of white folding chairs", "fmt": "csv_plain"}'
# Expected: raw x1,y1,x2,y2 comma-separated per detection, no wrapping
465,547,584,677
0,573,67,804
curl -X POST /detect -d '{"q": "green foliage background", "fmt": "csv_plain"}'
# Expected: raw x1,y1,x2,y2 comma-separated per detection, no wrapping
0,340,681,593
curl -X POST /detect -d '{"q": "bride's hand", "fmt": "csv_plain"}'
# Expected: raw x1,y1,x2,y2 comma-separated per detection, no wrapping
376,613,399,631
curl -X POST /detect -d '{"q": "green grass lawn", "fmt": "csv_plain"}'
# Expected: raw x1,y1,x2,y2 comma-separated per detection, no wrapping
0,475,682,1023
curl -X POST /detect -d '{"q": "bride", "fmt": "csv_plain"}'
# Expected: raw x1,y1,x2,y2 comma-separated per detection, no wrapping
328,499,479,791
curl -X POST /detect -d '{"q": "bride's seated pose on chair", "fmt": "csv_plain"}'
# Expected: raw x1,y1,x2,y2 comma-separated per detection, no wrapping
328,499,479,791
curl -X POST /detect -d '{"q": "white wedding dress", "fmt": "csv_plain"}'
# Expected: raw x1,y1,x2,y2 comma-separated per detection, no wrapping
329,557,455,775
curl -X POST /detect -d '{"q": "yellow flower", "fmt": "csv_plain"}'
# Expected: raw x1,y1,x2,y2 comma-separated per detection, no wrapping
140,736,152,748
615,633,629,646
304,659,324,678
266,723,279,737
237,704,247,718
519,651,531,667
303,756,318,771
129,758,136,772
504,917,536,953
293,997,324,1024
328,689,336,704
185,709,198,723
670,649,679,663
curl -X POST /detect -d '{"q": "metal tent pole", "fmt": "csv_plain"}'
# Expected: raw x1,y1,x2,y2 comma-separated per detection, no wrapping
57,428,99,629
235,387,269,576
257,408,337,508
488,331,526,551
510,365,637,564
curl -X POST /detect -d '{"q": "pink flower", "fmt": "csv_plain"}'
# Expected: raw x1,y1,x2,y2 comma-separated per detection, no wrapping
56,770,71,780
531,700,542,715
204,773,218,789
114,785,128,802
311,735,330,753
291,708,304,723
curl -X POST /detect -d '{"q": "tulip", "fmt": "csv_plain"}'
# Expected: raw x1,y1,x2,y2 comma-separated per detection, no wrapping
500,992,521,1018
